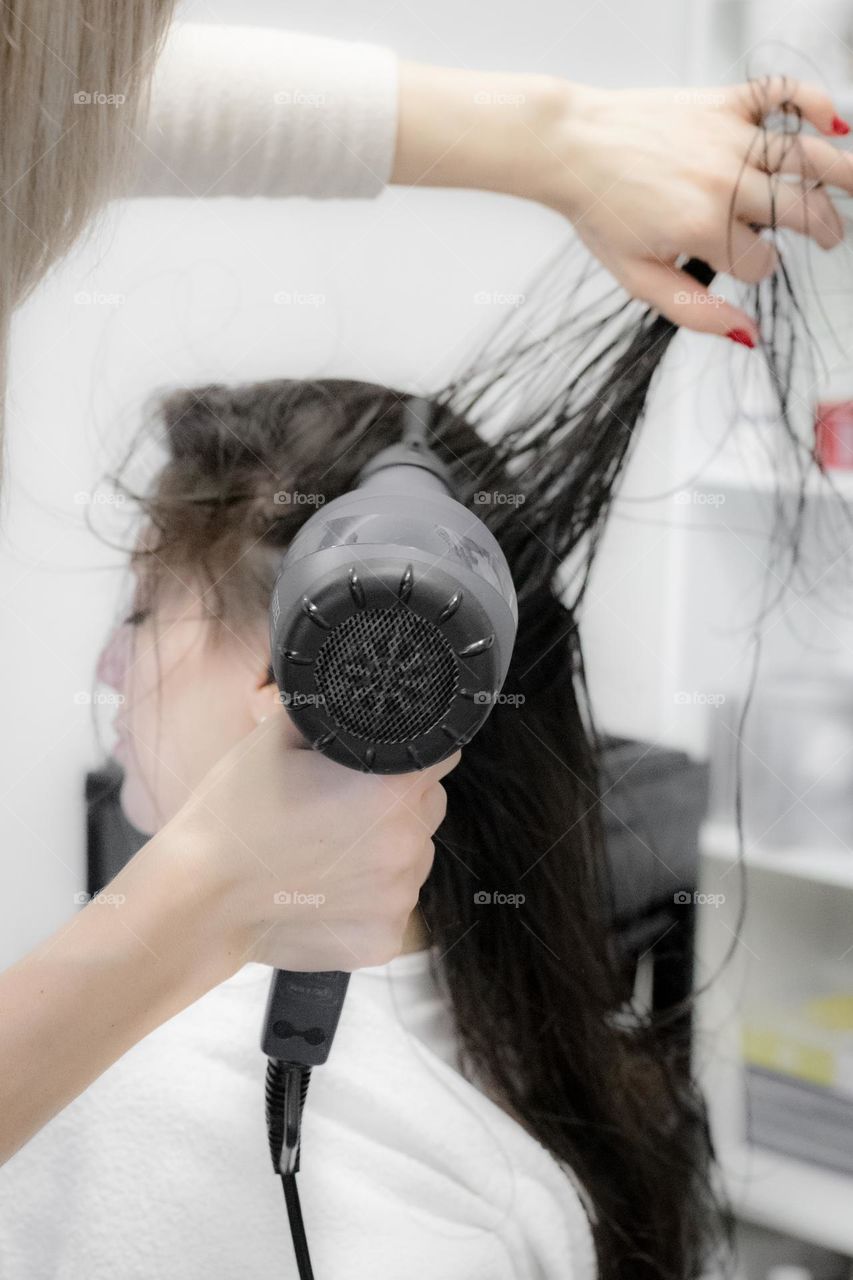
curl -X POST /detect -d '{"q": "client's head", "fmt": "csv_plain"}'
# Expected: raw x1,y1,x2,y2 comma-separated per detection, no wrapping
96,378,491,832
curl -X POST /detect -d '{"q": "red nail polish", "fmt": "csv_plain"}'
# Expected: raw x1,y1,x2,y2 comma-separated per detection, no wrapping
726,328,755,349
831,115,850,135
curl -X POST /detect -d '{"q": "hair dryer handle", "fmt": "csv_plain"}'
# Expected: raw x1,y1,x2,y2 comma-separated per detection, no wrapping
261,968,351,1066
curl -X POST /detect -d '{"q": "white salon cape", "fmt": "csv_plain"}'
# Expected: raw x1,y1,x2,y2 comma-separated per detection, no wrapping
0,949,596,1278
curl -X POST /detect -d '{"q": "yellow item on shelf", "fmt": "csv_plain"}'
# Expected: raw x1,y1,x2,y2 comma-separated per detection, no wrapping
741,993,853,1094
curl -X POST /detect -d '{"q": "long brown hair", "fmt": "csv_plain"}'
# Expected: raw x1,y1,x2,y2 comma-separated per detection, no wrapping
0,0,175,486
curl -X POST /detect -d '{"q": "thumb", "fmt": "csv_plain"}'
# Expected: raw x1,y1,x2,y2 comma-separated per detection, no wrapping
624,259,759,347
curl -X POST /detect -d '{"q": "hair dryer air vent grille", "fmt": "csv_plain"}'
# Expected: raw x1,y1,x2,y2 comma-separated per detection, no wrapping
313,606,459,744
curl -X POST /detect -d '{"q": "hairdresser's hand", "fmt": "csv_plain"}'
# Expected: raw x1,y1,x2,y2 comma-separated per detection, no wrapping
159,711,458,975
528,75,853,343
394,65,853,343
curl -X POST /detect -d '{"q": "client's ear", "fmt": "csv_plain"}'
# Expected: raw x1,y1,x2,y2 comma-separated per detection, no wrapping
246,661,309,750
248,662,283,726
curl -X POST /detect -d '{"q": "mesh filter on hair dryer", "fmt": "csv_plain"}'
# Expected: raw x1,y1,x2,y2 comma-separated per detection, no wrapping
269,398,518,774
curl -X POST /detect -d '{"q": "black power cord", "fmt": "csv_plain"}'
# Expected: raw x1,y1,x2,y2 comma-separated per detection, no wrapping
265,1058,314,1280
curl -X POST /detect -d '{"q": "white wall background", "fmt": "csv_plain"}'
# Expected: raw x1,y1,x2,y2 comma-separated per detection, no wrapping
0,0,717,967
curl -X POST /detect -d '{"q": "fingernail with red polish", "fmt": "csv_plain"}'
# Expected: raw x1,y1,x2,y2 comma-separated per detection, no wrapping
726,328,755,349
831,115,851,135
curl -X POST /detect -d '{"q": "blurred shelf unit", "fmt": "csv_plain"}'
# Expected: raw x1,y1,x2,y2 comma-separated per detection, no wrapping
696,831,853,1254
688,0,853,95
701,821,853,892
713,1140,853,1256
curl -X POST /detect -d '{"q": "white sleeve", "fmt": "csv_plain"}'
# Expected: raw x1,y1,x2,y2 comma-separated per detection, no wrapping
129,22,399,200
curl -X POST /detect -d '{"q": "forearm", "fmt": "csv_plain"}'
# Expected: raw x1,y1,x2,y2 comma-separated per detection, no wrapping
0,830,230,1165
391,61,570,204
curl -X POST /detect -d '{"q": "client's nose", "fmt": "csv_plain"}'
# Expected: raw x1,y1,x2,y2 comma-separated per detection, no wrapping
95,626,130,692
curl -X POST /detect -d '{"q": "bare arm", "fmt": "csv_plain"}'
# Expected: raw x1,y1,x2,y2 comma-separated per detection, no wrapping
139,25,853,341
0,827,227,1165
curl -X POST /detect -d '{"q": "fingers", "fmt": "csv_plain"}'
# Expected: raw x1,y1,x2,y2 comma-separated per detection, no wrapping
421,780,449,833
750,128,853,193
429,747,462,781
736,168,844,249
728,75,848,138
619,258,759,343
701,220,779,282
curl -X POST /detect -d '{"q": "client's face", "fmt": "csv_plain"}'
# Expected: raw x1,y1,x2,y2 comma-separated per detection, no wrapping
95,579,281,834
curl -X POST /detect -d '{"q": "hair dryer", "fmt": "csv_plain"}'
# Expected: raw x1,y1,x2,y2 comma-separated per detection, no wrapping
260,396,518,1277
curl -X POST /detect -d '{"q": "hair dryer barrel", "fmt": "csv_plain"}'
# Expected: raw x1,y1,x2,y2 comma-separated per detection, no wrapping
269,449,518,774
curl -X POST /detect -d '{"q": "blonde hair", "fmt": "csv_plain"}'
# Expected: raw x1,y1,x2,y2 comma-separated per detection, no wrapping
0,0,176,487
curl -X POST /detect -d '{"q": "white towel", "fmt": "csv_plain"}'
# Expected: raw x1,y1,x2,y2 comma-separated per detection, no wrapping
0,948,596,1279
